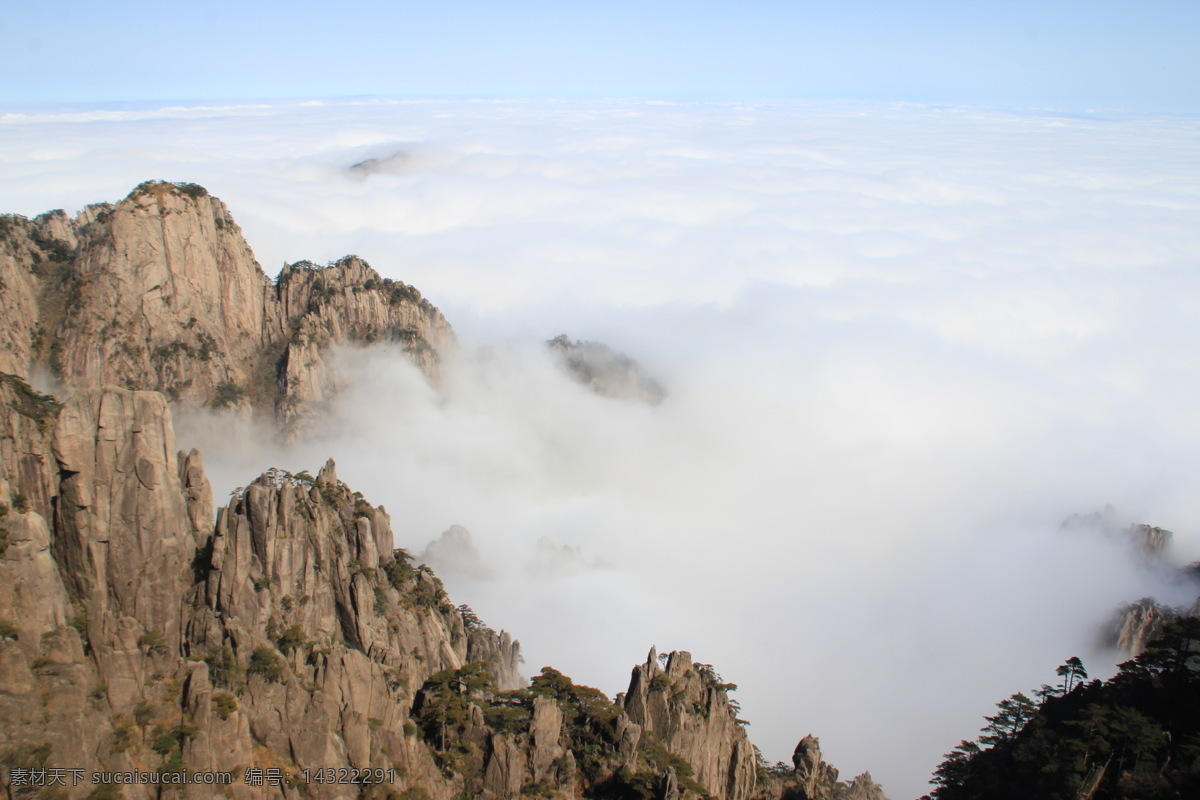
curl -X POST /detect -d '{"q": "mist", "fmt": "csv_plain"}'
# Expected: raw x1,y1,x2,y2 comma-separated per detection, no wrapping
4,99,1200,798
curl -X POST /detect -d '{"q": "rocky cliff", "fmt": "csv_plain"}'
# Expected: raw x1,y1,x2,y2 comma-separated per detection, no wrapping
753,736,888,800
0,182,450,432
0,378,523,799
620,647,757,800
1107,598,1171,657
1063,508,1200,658
0,374,828,800
0,184,884,800
548,334,665,405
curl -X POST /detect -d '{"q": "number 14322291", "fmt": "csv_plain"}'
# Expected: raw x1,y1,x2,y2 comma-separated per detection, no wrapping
301,768,396,784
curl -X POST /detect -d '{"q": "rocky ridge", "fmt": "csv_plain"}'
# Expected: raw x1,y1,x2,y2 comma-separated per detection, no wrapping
0,379,526,799
0,375,887,800
0,184,884,800
620,647,757,800
0,181,450,432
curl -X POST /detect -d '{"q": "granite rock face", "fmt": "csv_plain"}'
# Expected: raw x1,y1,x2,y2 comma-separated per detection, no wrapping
793,734,841,799
0,183,885,800
751,735,889,800
0,182,451,432
1108,598,1171,658
3,374,803,800
268,255,452,428
0,374,60,520
0,377,521,799
843,772,888,800
621,647,757,800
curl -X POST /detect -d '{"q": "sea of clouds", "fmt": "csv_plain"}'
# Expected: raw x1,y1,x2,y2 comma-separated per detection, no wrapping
3,99,1200,798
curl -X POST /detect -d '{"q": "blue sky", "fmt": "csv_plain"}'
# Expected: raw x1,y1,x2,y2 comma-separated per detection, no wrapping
2,0,1196,111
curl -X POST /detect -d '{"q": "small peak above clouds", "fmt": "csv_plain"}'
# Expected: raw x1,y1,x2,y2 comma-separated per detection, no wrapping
1066,506,1200,658
1061,506,1176,563
347,150,410,180
420,524,492,580
529,536,612,578
548,334,665,405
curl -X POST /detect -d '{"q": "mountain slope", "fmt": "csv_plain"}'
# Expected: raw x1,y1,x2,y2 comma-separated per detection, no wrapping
923,623,1200,800
0,183,885,800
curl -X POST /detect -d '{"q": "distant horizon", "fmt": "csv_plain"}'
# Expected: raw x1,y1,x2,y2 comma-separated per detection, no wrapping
3,0,1196,113
5,94,1200,118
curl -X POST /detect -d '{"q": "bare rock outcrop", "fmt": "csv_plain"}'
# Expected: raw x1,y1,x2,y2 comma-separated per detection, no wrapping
0,372,883,800
468,626,524,691
793,734,841,799
844,771,888,800
0,211,77,379
528,695,566,781
53,389,199,667
269,255,451,427
0,477,70,655
0,183,889,800
1062,507,1174,562
0,182,452,432
0,374,60,520
622,647,757,800
1064,507,1200,659
0,377,522,800
548,334,665,405
751,736,889,800
1108,598,1171,657
58,183,269,402
0,379,128,791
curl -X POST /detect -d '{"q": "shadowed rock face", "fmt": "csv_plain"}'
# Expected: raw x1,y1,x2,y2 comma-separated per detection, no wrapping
0,181,451,432
1109,598,1171,657
548,334,666,405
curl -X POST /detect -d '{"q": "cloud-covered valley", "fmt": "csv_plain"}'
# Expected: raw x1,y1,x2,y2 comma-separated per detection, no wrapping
3,99,1199,798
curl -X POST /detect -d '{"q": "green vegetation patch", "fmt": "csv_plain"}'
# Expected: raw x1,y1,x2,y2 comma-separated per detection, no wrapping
926,620,1200,800
137,629,168,655
210,380,245,409
247,646,285,683
0,373,62,422
212,692,238,720
130,180,209,201
200,645,244,689
28,227,72,263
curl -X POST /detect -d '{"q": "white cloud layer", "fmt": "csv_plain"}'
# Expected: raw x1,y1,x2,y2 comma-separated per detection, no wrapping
4,99,1200,798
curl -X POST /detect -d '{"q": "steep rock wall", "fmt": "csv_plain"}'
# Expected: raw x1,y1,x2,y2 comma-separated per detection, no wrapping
622,647,757,800
0,377,520,800
0,183,452,432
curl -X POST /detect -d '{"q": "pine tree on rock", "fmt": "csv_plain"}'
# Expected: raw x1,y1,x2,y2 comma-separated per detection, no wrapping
979,692,1036,746
1056,656,1088,694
